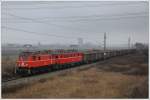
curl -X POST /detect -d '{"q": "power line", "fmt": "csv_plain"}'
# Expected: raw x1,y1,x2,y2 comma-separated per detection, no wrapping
67,15,148,22
2,26,104,46
29,12,148,20
2,2,146,10
3,12,148,23
3,12,109,41
2,26,101,41
2,26,77,39
2,12,90,34
3,15,147,23
3,11,147,20
2,2,146,6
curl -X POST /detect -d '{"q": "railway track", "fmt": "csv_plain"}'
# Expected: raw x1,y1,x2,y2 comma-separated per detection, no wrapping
2,77,21,83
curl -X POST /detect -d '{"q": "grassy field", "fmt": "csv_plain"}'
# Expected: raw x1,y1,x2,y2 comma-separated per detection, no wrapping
2,55,18,80
2,52,148,98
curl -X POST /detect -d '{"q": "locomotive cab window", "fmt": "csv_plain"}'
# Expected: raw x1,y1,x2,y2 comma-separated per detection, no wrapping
38,56,41,60
32,56,36,60
55,55,58,58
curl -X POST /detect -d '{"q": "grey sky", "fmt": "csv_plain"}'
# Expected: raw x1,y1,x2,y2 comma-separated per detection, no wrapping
1,1,149,46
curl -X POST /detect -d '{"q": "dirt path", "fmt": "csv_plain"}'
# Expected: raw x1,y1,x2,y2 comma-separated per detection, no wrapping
2,53,148,98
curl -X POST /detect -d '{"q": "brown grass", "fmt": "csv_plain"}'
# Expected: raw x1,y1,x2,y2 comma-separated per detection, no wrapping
2,55,18,80
2,69,148,98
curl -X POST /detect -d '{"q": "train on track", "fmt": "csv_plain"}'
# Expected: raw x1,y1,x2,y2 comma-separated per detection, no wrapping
15,49,135,75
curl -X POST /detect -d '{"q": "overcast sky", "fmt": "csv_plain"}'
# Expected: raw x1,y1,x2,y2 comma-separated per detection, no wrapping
1,1,149,46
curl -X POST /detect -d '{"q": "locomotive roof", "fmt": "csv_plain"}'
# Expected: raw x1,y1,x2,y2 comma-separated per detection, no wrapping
19,49,82,56
19,49,128,56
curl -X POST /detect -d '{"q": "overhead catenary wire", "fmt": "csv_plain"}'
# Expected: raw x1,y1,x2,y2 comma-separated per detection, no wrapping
3,15,147,23
3,12,109,43
66,15,148,22
2,2,146,6
2,26,79,39
3,12,126,43
17,11,148,20
2,12,148,23
2,2,147,10
2,12,147,42
2,12,93,34
2,26,102,43
2,26,105,45
2,2,147,47
2,11,148,19
1,26,82,44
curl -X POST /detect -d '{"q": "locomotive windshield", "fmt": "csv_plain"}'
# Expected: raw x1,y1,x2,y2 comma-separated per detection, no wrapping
19,51,33,60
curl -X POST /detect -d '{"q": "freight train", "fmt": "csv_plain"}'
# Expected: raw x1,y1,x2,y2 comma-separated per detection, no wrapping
15,49,135,75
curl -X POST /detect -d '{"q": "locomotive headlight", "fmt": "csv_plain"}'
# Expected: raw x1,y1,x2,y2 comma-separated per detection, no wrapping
21,62,28,66
104,53,106,55
21,62,25,66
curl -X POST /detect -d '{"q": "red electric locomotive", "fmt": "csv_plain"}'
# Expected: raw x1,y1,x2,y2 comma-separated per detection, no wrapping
15,50,84,75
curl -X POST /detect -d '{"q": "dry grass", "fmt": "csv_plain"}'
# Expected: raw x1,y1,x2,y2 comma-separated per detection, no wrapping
2,55,18,80
3,68,147,98
2,53,148,98
126,78,148,98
